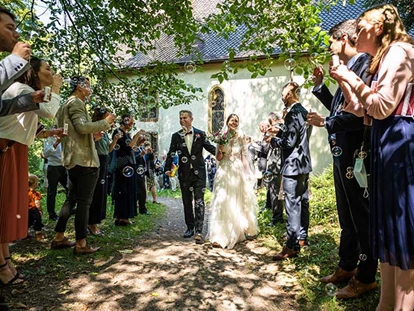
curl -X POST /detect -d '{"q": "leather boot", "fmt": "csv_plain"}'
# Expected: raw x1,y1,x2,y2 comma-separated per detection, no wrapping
319,266,357,284
272,246,299,261
336,276,378,299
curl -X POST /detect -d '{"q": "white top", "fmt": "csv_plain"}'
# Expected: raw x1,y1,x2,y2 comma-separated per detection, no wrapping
0,82,60,145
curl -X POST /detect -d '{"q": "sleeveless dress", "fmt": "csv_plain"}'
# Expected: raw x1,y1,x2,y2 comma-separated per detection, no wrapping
206,135,259,249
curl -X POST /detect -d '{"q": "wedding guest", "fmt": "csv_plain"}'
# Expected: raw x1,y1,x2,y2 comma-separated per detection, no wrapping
263,112,284,226
27,174,45,241
143,141,158,204
0,56,61,285
42,133,68,221
87,107,117,236
112,114,146,225
206,114,259,249
51,76,115,255
0,7,45,116
135,144,149,215
307,19,378,299
330,4,414,309
268,82,312,260
165,110,216,244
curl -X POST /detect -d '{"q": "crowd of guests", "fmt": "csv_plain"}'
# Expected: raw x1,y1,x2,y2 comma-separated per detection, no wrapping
0,3,413,311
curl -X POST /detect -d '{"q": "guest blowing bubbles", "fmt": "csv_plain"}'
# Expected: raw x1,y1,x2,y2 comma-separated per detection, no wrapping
330,4,414,310
88,107,116,236
52,77,116,255
0,7,46,116
0,56,62,286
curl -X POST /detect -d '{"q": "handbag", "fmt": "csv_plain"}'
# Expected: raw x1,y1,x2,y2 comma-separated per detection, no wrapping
353,126,370,198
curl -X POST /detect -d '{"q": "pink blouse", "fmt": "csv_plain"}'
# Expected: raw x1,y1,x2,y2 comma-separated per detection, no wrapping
362,42,414,119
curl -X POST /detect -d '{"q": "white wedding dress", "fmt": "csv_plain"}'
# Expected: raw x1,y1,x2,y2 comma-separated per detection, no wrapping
206,135,259,249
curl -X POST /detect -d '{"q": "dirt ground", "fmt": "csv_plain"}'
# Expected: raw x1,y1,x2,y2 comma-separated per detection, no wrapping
3,197,302,311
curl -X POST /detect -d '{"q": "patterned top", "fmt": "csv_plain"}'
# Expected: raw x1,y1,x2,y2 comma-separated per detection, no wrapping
28,189,42,211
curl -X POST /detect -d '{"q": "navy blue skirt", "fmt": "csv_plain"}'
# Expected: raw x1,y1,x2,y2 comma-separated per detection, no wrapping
370,116,414,270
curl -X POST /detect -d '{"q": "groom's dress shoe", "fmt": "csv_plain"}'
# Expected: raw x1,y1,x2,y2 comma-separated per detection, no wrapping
183,229,194,238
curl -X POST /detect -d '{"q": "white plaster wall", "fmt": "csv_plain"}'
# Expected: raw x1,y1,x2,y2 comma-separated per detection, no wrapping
134,61,336,174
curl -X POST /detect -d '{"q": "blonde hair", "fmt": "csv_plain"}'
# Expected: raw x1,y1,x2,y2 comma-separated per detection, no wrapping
358,4,414,74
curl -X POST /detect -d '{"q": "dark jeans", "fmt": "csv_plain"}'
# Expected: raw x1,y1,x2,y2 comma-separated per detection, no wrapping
283,174,310,250
28,209,44,231
179,170,206,234
46,165,68,219
55,166,98,240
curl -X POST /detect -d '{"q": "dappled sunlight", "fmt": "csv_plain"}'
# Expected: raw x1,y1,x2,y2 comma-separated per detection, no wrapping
30,231,299,311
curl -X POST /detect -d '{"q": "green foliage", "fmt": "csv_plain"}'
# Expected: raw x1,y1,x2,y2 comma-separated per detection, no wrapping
308,164,338,225
3,0,359,115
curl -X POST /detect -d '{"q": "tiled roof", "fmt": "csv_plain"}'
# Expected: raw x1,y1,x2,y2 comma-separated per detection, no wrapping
121,1,367,68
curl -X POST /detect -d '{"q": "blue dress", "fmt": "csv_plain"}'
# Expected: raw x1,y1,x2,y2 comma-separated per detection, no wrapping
370,116,414,270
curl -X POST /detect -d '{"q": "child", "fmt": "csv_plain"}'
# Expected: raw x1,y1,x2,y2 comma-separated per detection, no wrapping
28,174,45,241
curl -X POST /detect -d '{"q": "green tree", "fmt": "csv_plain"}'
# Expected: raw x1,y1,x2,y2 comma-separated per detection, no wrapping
5,0,355,113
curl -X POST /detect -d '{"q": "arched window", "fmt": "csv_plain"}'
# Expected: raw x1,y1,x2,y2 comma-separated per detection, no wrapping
208,87,225,134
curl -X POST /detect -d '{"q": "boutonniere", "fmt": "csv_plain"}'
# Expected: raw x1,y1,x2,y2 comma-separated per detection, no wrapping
194,133,201,142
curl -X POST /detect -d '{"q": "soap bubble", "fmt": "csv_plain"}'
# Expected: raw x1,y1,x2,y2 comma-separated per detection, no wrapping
331,146,343,157
284,58,297,70
325,283,338,297
136,165,145,175
184,61,196,73
263,171,274,183
122,166,134,177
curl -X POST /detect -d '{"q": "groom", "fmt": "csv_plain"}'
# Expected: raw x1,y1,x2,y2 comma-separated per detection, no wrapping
165,110,216,244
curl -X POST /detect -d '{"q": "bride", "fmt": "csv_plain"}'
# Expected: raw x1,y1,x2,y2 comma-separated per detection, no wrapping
206,114,259,249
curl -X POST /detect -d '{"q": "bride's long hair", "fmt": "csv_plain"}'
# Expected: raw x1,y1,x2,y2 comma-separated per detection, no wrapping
220,113,240,137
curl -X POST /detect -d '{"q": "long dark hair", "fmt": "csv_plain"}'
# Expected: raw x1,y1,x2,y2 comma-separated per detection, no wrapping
15,57,43,91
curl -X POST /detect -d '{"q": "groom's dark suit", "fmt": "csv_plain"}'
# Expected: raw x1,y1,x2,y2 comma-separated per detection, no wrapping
312,53,377,284
271,103,312,251
165,127,216,234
